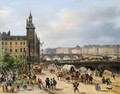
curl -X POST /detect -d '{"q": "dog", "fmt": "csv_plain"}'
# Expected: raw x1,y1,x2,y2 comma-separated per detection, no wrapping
106,87,112,90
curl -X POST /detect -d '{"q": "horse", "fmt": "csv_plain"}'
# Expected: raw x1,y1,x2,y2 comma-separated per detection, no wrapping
80,73,93,84
56,72,64,80
50,69,55,74
70,71,80,81
80,73,86,83
88,75,93,84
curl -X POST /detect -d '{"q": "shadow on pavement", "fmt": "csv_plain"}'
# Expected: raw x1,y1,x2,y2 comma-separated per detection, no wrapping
55,88,64,91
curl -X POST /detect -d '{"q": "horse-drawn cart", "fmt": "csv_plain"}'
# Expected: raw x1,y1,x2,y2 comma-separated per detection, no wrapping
33,64,42,74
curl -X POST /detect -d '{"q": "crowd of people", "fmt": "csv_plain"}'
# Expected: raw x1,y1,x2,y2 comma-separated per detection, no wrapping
0,66,58,93
0,64,118,93
37,77,57,90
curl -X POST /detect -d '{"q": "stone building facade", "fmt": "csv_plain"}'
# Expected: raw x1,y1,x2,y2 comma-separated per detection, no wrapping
46,45,120,59
0,13,40,62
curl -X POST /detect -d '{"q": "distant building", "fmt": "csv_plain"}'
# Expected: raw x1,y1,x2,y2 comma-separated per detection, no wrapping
56,47,73,54
45,48,56,54
45,45,120,59
0,13,40,62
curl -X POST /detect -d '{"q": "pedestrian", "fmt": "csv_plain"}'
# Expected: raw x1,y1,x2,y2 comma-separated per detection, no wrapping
38,78,42,89
102,76,106,84
66,75,70,83
73,81,79,93
45,77,50,89
95,83,101,91
106,78,111,85
50,78,53,90
12,74,16,82
33,74,36,81
111,72,115,80
53,78,57,89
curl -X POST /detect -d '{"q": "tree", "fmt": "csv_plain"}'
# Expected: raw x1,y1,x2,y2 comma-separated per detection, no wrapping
2,51,14,70
0,51,23,70
13,55,23,70
0,51,4,70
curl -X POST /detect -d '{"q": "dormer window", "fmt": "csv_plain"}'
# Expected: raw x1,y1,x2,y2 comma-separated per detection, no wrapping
18,37,20,40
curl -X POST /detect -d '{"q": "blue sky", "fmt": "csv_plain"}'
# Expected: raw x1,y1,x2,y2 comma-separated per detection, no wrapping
0,0,120,48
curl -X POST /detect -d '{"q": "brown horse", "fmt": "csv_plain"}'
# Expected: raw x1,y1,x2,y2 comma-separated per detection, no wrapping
56,72,64,80
80,73,93,84
50,69,55,74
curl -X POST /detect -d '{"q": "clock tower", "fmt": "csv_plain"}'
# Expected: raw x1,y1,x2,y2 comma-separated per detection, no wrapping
26,12,35,56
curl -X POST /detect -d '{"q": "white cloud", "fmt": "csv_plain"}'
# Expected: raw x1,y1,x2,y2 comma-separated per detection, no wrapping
0,7,12,19
38,3,120,48
0,7,13,32
0,7,28,35
0,1,120,48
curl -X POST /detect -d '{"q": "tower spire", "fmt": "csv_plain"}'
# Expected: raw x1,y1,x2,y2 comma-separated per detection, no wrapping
29,11,32,19
26,12,35,29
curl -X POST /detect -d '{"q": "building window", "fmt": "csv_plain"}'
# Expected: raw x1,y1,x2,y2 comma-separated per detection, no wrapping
10,42,12,45
15,42,17,45
20,42,22,45
20,48,22,52
17,37,20,40
2,42,4,45
15,49,17,52
10,49,12,52
23,42,25,45
5,42,7,45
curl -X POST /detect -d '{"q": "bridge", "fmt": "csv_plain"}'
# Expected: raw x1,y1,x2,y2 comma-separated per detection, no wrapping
44,60,120,72
42,53,83,60
42,53,111,61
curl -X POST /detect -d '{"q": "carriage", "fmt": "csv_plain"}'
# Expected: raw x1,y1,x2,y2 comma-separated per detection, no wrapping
62,64,76,74
33,64,42,74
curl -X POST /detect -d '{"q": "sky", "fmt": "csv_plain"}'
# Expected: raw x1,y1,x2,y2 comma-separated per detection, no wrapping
0,0,120,48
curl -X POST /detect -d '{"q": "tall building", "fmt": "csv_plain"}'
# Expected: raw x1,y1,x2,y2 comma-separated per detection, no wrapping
0,31,27,58
0,13,40,62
